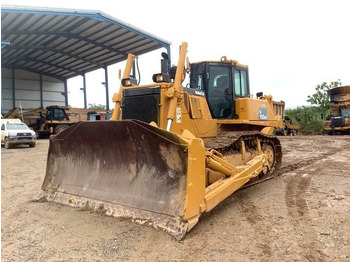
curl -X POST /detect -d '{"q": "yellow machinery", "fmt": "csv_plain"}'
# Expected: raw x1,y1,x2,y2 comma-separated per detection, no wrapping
4,106,110,136
273,101,300,136
40,42,283,240
324,85,350,135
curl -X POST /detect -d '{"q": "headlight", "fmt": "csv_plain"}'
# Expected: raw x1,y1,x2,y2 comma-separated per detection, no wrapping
8,132,17,137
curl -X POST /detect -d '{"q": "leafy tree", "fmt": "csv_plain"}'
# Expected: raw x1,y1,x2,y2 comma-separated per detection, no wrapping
88,103,106,110
306,81,341,118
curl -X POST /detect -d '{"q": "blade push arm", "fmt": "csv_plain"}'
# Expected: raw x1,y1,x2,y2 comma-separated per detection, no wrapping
166,42,188,130
111,53,136,120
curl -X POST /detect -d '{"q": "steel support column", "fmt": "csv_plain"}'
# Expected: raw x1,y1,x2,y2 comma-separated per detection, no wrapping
104,67,109,110
82,74,87,109
11,68,15,108
39,74,43,108
64,79,68,106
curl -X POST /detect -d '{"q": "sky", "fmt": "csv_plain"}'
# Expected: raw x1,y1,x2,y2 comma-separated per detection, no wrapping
2,0,350,109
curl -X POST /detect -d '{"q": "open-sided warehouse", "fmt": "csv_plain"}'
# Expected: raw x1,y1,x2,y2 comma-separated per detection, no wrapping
1,5,171,113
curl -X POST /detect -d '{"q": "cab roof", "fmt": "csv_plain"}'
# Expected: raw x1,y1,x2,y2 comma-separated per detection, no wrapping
191,56,248,68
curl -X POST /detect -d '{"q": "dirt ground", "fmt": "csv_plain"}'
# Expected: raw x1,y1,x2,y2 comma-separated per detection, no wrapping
1,135,350,261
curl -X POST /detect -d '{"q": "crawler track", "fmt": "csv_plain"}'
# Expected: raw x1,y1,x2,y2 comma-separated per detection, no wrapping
205,131,282,187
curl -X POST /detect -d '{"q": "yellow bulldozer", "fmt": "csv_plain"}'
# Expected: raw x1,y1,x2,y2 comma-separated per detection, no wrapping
39,42,283,240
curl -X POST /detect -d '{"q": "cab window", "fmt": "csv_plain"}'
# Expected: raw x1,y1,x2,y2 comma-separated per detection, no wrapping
341,109,350,118
196,75,203,90
189,63,205,90
54,109,66,120
207,65,232,118
47,108,67,120
234,69,249,97
46,109,53,120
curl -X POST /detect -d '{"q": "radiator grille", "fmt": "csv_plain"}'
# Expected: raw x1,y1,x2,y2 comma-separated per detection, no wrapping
331,116,345,127
122,87,160,125
17,133,32,136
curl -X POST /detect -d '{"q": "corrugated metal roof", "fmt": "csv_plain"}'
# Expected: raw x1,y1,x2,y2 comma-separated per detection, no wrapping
1,5,171,81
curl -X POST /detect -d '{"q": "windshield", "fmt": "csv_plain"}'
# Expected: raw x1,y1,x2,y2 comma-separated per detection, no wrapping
341,109,350,118
6,124,30,130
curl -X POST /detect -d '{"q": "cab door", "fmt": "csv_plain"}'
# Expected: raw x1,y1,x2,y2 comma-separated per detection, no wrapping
206,64,234,119
233,67,250,97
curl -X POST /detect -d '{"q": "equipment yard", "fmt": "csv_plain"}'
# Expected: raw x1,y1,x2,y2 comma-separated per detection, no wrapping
2,135,350,262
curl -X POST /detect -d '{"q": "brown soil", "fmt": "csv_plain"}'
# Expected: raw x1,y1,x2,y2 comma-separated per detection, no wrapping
2,135,350,261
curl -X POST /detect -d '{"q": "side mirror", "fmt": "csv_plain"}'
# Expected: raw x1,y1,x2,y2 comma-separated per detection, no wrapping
256,92,263,98
169,66,177,80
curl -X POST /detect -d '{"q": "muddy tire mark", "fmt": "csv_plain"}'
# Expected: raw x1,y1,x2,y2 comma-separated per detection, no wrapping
242,146,340,191
286,175,312,217
285,174,328,261
279,146,339,175
238,195,273,261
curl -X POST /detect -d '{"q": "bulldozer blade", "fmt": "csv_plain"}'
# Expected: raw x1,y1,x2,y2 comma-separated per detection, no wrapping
40,120,190,239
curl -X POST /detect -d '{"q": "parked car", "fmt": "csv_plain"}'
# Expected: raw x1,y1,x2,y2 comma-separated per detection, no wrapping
1,121,36,149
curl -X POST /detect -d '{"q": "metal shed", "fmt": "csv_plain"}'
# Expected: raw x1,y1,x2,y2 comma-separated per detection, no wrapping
1,5,171,112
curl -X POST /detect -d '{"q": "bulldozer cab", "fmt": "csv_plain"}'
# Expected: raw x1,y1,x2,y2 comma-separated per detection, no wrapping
46,106,69,121
189,61,250,119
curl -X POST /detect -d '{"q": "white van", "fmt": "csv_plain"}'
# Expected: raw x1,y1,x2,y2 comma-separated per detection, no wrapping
1,120,36,148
